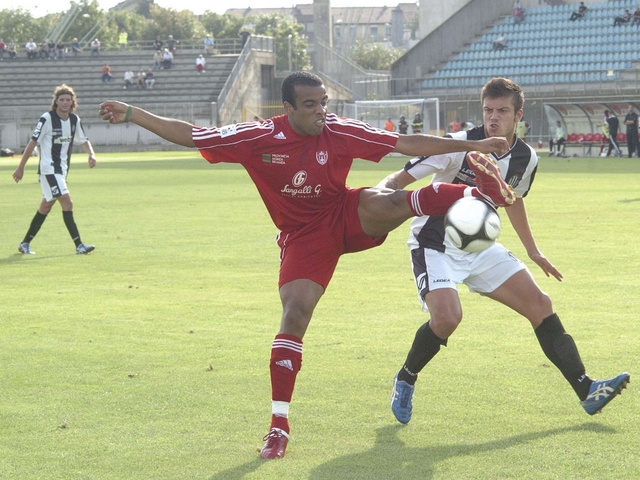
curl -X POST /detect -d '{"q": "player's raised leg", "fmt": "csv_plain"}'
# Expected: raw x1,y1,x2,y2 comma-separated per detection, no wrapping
466,151,516,206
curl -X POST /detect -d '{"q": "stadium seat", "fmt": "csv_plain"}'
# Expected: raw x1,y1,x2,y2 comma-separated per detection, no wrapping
617,132,627,142
568,133,579,142
585,133,595,142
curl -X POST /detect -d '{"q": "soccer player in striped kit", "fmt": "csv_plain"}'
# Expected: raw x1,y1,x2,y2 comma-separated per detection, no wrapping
13,84,97,255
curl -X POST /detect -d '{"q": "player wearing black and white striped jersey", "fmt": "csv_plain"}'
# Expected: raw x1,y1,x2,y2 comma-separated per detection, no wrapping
13,84,97,255
383,78,629,424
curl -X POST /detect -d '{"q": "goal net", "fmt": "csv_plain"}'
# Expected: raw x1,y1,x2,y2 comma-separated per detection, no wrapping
340,98,440,135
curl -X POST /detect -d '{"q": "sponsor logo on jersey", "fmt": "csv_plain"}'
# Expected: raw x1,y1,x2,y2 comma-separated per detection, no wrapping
54,136,73,144
33,122,43,138
316,151,328,165
274,131,286,140
281,170,322,198
220,124,237,138
262,153,288,164
51,185,60,196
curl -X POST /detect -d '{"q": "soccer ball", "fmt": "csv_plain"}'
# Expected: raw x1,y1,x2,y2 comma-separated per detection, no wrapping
444,197,501,253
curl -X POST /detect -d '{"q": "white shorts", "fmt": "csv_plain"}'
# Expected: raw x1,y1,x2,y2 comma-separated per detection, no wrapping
410,243,527,313
40,174,69,202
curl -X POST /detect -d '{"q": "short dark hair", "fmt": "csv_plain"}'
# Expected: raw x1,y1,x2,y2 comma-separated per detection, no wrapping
604,110,610,115
281,71,323,108
481,77,524,112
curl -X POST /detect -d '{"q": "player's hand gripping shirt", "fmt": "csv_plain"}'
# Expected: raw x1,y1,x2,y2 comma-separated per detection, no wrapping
193,113,399,233
404,126,538,254
31,110,88,177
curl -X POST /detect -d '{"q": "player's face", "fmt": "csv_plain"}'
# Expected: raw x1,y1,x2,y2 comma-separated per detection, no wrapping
56,94,73,116
483,96,522,140
285,84,328,136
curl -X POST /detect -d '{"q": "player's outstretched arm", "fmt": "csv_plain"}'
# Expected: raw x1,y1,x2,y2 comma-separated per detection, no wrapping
505,198,563,281
99,101,195,148
393,135,508,157
375,169,416,190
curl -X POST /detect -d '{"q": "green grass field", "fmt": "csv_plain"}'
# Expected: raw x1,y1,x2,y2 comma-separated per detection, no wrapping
0,151,639,479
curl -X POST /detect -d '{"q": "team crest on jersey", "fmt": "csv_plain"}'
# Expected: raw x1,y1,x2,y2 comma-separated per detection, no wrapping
316,151,328,165
220,124,237,138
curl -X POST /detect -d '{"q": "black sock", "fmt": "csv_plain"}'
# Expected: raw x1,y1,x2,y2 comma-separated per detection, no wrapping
397,320,447,385
62,210,82,247
535,313,592,400
23,211,48,244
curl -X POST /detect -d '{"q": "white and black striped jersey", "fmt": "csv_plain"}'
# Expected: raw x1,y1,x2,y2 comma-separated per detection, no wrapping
31,110,88,177
405,125,538,254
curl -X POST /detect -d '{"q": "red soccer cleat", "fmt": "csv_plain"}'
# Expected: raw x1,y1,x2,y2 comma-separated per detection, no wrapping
260,428,289,459
466,151,516,207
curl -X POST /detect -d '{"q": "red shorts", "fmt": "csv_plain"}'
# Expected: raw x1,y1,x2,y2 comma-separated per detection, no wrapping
277,187,387,290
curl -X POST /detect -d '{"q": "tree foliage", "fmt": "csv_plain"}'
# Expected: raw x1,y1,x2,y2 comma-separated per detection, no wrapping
0,3,309,69
350,40,405,71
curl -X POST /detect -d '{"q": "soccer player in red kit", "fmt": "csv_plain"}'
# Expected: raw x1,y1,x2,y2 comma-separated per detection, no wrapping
99,71,515,459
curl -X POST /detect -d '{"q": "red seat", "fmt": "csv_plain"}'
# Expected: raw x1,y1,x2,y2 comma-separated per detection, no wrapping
617,132,626,142
584,133,595,142
576,134,585,142
568,133,578,142
592,133,603,142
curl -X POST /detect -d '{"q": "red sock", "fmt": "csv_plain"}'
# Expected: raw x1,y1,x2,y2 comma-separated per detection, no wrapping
406,183,482,217
269,334,303,433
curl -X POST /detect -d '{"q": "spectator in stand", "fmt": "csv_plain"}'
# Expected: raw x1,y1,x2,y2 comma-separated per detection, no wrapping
55,40,65,60
516,119,530,142
162,48,173,69
25,39,37,59
136,70,146,89
569,2,588,21
144,69,155,89
0,38,5,60
512,1,525,24
632,7,640,25
239,29,251,48
123,68,134,89
91,38,100,57
153,49,163,70
624,105,638,157
71,38,82,57
118,30,128,51
196,54,206,74
605,110,621,157
101,63,112,83
204,34,215,55
492,32,507,50
384,117,395,132
47,39,56,56
412,113,424,133
39,40,50,59
549,120,566,157
398,115,408,134
7,40,17,60
153,35,164,51
166,35,178,54
614,9,631,26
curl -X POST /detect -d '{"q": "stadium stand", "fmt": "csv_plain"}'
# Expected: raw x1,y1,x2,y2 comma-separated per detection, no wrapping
420,0,640,90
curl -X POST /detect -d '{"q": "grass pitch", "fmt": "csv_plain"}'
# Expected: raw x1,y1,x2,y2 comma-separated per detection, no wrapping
0,152,638,479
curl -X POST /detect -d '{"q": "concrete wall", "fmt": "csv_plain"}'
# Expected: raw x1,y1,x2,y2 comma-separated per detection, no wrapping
217,50,276,125
393,0,513,86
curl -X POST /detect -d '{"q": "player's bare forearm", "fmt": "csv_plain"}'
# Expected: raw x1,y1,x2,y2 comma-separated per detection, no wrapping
394,135,508,157
99,101,195,148
13,139,37,182
376,169,415,189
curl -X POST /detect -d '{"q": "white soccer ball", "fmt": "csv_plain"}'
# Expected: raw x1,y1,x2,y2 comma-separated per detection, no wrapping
444,197,501,253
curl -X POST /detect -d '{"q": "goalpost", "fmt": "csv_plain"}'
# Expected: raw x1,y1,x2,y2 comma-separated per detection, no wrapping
341,98,440,135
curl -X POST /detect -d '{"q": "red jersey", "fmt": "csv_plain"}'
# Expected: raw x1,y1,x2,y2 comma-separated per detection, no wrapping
193,113,399,233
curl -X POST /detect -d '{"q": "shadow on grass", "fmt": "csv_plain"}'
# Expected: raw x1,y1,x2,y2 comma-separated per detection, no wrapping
307,423,615,479
207,423,614,479
618,198,640,203
0,253,73,265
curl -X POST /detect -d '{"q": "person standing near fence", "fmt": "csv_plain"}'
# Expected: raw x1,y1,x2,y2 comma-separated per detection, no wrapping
12,84,96,255
605,110,621,157
624,105,638,157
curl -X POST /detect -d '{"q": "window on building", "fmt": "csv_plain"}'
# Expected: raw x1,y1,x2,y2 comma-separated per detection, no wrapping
385,23,391,39
335,25,341,37
370,26,378,38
